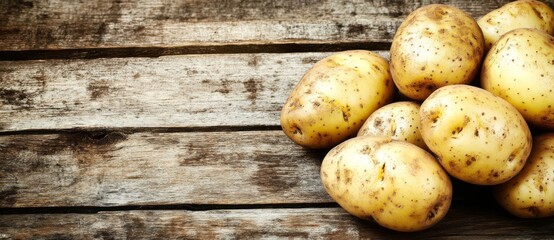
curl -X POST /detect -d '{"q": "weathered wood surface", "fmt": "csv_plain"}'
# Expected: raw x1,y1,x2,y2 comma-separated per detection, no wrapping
2,0,552,52
0,51,390,132
0,130,331,207
2,0,554,238
1,206,553,239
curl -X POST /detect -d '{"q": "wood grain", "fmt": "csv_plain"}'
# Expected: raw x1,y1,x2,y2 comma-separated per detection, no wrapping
1,206,553,239
0,130,332,207
1,0,548,51
0,51,389,132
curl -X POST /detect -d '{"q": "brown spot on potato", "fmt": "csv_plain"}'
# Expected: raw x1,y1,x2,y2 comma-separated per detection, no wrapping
291,124,303,135
465,156,476,166
508,153,515,162
426,195,450,222
361,145,372,155
427,109,442,125
410,81,436,94
287,99,301,109
342,109,349,122
426,203,439,221
374,118,383,128
426,5,447,21
372,64,381,71
343,169,353,184
453,116,470,134
530,5,544,20
523,206,540,217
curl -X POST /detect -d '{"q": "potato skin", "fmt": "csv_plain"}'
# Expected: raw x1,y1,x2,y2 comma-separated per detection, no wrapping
478,0,554,51
280,50,394,149
419,85,532,185
494,133,554,218
320,136,452,232
358,101,426,149
481,28,554,130
390,4,485,101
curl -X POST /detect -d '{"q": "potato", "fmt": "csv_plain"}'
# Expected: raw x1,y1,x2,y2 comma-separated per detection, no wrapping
390,4,485,101
419,85,532,185
320,136,452,232
477,0,554,51
481,28,554,130
358,101,426,149
280,50,395,149
493,133,554,218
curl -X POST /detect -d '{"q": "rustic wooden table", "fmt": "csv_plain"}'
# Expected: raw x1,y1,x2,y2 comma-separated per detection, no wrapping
1,0,553,239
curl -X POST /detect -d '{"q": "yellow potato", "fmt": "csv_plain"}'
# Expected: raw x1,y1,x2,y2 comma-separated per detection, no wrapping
390,4,485,100
320,136,452,232
358,101,426,149
481,28,554,130
494,133,554,218
280,50,394,149
419,85,532,185
478,0,554,51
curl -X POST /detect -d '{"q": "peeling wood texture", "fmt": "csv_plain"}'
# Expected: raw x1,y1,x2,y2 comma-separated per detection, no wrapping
1,0,549,51
1,0,554,238
0,130,329,207
1,207,553,239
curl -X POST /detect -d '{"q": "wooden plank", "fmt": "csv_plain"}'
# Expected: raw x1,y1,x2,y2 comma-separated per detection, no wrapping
0,130,331,207
1,206,553,239
0,51,388,132
1,0,546,51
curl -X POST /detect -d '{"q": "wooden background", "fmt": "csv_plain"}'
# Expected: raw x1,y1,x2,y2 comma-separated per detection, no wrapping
1,0,553,238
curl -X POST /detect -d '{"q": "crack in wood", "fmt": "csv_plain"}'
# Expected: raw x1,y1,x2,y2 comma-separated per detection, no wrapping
0,126,284,136
0,42,391,61
0,202,339,215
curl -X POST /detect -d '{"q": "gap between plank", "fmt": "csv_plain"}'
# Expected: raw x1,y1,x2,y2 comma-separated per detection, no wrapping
0,42,391,61
0,202,340,215
0,125,283,136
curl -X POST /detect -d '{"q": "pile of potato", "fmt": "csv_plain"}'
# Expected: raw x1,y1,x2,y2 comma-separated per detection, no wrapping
280,0,554,232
